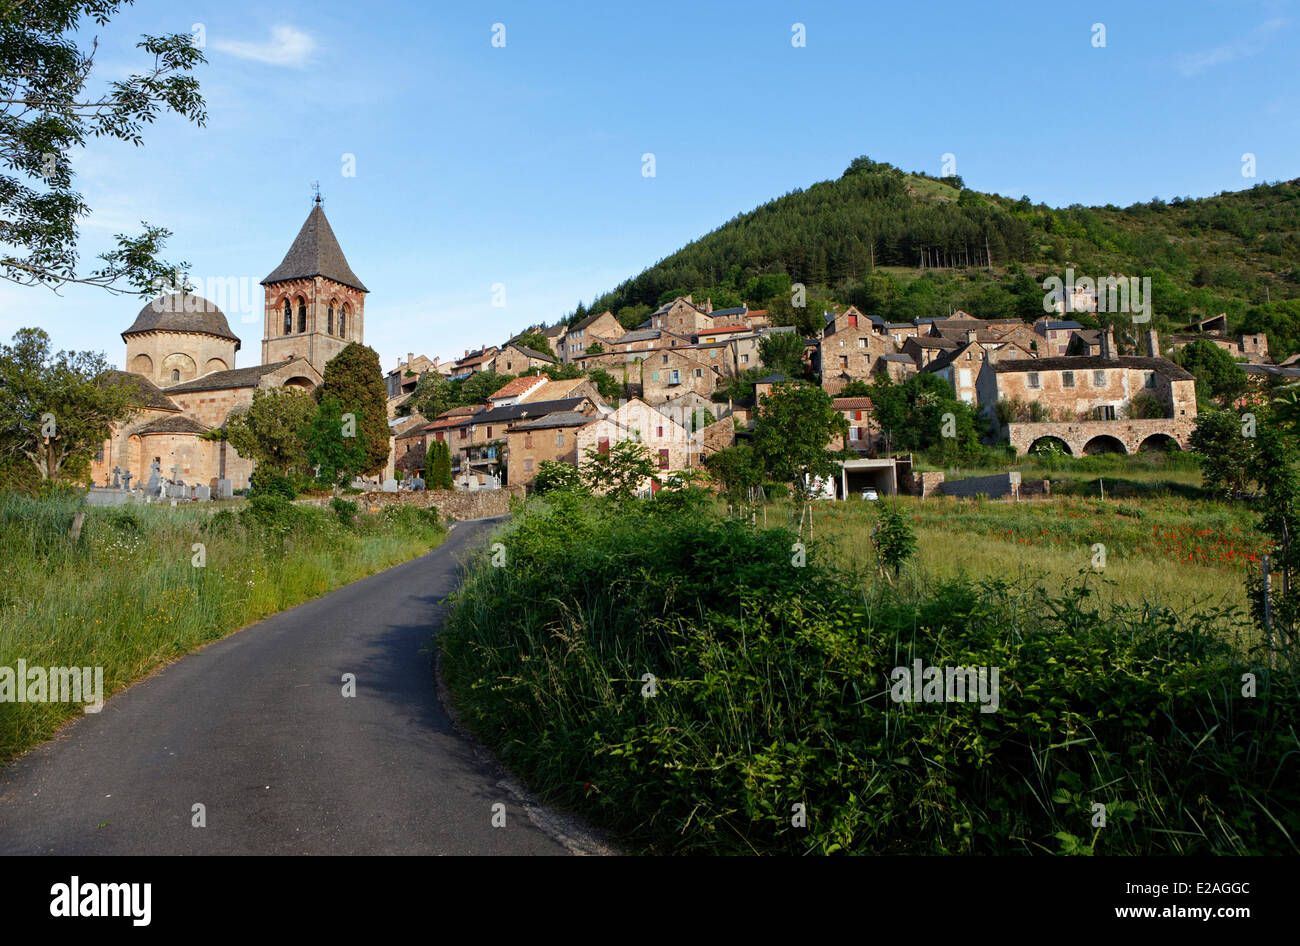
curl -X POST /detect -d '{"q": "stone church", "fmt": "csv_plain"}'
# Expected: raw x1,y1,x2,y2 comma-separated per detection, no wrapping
90,200,369,491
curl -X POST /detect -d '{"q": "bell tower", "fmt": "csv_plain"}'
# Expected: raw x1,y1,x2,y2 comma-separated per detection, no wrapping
261,195,368,375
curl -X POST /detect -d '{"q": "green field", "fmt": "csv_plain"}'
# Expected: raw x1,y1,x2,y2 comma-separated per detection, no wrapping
0,493,446,762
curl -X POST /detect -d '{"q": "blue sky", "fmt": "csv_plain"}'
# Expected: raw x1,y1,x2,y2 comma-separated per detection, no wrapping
6,0,1298,372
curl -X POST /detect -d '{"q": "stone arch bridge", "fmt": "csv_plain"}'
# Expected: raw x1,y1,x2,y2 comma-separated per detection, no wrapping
1007,418,1196,456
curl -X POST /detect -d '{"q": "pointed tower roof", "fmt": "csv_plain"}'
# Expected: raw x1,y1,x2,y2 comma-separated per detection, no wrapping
262,202,368,292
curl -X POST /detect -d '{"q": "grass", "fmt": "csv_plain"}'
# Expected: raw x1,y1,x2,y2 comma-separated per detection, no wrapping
441,489,1299,855
0,492,446,762
793,493,1259,619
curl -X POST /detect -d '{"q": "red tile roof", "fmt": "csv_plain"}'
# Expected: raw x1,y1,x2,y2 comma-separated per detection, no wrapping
489,375,546,400
832,397,874,410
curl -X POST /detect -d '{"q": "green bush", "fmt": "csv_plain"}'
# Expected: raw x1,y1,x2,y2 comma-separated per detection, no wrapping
441,496,1299,855
248,469,298,501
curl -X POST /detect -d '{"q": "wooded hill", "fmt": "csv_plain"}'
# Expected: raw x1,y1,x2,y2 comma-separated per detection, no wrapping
572,157,1300,356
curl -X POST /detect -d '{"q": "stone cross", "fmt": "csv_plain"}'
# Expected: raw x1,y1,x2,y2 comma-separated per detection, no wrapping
111,466,121,489
122,470,133,491
171,463,183,481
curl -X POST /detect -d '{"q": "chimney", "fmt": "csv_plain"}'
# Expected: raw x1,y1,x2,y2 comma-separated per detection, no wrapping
1100,326,1117,360
407,351,413,367
966,329,978,344
1146,329,1160,358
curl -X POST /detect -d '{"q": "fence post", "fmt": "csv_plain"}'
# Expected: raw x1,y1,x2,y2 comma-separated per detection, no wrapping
1262,555,1276,669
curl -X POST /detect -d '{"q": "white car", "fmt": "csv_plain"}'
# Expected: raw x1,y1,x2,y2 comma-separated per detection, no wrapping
861,488,879,501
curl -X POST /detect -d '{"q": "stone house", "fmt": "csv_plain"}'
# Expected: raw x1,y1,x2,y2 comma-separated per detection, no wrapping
505,411,590,486
1033,319,1085,356
451,346,499,375
872,352,918,383
901,335,959,368
649,296,714,338
829,396,877,453
574,398,697,492
557,310,626,361
819,323,892,394
977,352,1197,455
639,347,726,404
491,342,557,375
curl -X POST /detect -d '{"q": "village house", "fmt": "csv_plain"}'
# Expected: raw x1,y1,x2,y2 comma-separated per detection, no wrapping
1166,313,1270,363
573,398,697,493
450,345,499,376
505,411,590,486
828,396,877,454
639,347,726,404
491,341,558,375
819,322,892,394
649,296,716,337
901,335,960,368
977,330,1197,455
557,310,627,362
872,352,918,382
1034,319,1085,356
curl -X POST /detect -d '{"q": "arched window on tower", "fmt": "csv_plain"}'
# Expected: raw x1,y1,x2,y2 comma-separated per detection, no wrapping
283,299,292,334
297,297,307,333
172,369,180,382
328,303,335,335
339,304,348,338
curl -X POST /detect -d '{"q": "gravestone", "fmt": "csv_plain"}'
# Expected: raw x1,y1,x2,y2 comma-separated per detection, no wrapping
111,466,122,489
217,478,233,500
382,478,398,492
145,460,161,493
195,485,211,502
168,482,186,499
121,471,133,492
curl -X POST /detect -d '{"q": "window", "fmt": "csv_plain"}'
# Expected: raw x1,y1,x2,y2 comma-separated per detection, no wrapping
1094,405,1116,421
663,354,669,364
657,426,663,437
840,355,849,370
328,304,334,334
297,298,306,333
459,428,467,440
524,458,534,473
669,369,680,384
658,449,669,469
741,354,749,364
283,300,292,334
487,426,493,438
436,431,444,441
859,338,868,349
694,368,702,378
1027,372,1041,389
652,371,659,382
848,314,858,328
555,432,564,446
172,369,180,382
1145,371,1156,389
1062,371,1075,388
339,305,347,337
958,368,972,386
524,432,532,447
1093,370,1106,386
598,437,610,455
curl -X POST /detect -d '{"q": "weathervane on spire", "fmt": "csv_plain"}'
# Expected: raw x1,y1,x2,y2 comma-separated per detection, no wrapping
311,180,322,205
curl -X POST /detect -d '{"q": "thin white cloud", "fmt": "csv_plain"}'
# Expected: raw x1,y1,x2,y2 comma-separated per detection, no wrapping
214,26,317,68
1178,17,1289,76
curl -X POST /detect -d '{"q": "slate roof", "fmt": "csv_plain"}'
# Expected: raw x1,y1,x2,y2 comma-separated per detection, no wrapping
164,360,301,393
617,328,663,344
135,415,210,435
709,305,748,319
262,203,368,292
878,353,916,363
923,343,982,373
103,370,180,412
505,343,556,363
570,310,615,332
1037,320,1084,331
509,411,593,431
755,373,787,384
993,356,1194,380
122,294,241,348
474,397,591,425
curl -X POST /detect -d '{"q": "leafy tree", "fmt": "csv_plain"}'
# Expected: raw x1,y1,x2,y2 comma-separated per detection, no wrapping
514,330,551,356
459,370,515,404
839,379,873,397
713,366,765,403
585,341,605,355
307,396,368,497
1172,339,1248,408
868,372,983,459
534,459,586,495
1188,409,1256,496
223,386,315,476
702,443,762,498
316,343,390,475
0,327,138,480
428,438,453,489
581,437,657,500
758,331,808,379
587,367,623,402
408,370,455,420
873,502,917,580
1245,424,1300,665
752,382,847,504
2,1,207,292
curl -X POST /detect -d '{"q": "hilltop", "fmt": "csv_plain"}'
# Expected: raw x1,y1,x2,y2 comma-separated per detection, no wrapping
569,157,1300,355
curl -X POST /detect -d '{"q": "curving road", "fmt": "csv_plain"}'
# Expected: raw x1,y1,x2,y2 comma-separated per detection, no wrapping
0,518,575,856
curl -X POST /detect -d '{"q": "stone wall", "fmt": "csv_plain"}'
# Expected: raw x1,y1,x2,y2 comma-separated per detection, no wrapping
1020,478,1051,498
937,471,1021,500
902,470,945,497
352,486,524,520
1007,417,1197,456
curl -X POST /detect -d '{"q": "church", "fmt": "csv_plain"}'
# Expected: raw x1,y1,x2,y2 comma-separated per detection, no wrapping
90,200,369,491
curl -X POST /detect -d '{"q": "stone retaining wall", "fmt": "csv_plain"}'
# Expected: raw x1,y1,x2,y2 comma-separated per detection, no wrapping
937,472,1021,500
300,486,524,520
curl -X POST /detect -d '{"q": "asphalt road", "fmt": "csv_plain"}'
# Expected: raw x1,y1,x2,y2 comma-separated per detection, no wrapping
0,518,572,855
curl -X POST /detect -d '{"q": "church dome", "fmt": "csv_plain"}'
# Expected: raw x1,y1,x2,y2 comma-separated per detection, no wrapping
122,293,241,351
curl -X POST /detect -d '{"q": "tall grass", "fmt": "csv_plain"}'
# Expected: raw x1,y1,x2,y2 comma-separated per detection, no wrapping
0,493,445,761
441,491,1298,855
